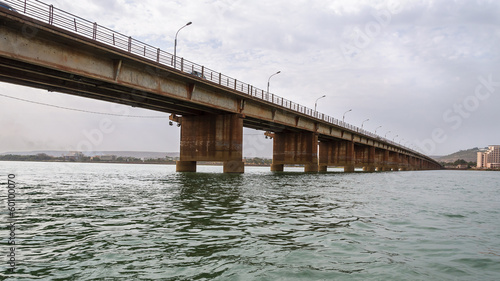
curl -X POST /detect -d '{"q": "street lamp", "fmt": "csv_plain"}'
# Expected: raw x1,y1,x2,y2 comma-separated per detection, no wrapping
342,109,352,123
174,21,192,68
267,71,281,94
314,95,326,112
361,119,369,129
392,135,399,141
374,126,382,134
385,131,391,138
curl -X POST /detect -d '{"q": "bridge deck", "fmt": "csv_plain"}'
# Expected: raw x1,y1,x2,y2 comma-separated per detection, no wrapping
0,0,442,170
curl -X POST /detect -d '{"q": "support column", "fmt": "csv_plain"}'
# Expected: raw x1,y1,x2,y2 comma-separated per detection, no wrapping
363,146,376,172
176,160,196,172
374,148,384,171
392,152,400,171
408,157,415,170
400,155,409,171
319,140,355,172
344,141,355,172
176,114,244,173
319,140,339,172
381,150,391,171
354,145,365,168
272,131,318,172
270,163,284,172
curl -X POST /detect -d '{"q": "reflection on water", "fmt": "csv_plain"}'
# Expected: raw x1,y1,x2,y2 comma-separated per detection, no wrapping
1,162,500,280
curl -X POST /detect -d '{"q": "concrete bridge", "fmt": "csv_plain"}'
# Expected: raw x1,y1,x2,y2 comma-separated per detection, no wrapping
0,0,442,173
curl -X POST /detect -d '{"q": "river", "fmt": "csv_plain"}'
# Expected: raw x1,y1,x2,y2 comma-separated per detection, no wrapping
1,161,499,280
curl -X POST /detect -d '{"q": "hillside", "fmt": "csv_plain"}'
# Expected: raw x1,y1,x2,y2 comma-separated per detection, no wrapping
432,147,481,163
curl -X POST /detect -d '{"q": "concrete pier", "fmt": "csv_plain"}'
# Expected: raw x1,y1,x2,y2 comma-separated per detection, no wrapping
271,132,318,172
176,114,244,173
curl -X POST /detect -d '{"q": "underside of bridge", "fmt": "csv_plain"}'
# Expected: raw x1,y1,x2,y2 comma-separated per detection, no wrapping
0,9,443,173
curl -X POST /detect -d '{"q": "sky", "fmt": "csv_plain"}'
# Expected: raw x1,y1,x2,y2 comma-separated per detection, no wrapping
1,0,499,157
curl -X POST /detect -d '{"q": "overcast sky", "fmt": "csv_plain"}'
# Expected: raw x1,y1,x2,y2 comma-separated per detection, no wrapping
1,0,499,157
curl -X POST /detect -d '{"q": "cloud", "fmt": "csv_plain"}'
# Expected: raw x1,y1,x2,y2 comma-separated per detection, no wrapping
1,0,499,155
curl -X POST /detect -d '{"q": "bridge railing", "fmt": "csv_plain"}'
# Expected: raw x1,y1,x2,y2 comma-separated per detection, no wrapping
4,0,426,158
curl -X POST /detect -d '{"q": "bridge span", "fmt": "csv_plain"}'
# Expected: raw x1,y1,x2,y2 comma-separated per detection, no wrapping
0,0,442,173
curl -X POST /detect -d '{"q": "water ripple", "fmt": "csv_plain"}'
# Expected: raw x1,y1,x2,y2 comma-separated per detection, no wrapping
1,163,500,280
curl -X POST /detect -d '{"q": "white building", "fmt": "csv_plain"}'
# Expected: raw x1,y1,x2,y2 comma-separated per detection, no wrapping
64,151,84,161
477,145,500,169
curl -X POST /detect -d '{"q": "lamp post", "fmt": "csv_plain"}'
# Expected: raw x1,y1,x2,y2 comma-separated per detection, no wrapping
174,21,192,68
385,131,391,138
392,135,399,141
342,109,352,123
361,119,369,129
314,95,326,112
267,71,281,95
374,126,382,134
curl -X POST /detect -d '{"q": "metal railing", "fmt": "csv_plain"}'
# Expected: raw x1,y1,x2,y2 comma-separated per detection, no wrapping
3,0,427,159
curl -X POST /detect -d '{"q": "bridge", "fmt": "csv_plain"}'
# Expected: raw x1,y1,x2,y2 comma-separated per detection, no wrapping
0,0,442,173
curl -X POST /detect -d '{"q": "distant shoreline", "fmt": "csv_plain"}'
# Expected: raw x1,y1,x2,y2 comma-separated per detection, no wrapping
3,160,499,171
0,159,271,167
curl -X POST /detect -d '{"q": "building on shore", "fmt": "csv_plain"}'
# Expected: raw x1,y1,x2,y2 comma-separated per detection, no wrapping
64,151,84,161
99,155,117,161
477,145,500,169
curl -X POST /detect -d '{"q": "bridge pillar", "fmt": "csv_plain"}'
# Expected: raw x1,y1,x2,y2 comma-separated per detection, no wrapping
362,146,376,172
319,140,336,172
176,114,244,173
270,163,284,172
390,152,400,171
318,140,355,172
272,131,318,172
354,145,365,169
414,157,420,170
408,157,415,170
345,141,355,172
400,154,408,171
379,150,391,171
395,153,402,171
374,148,384,171
399,155,406,171
176,161,197,172
401,155,410,171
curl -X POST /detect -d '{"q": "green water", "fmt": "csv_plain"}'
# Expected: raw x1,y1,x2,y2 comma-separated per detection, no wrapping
1,162,499,280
